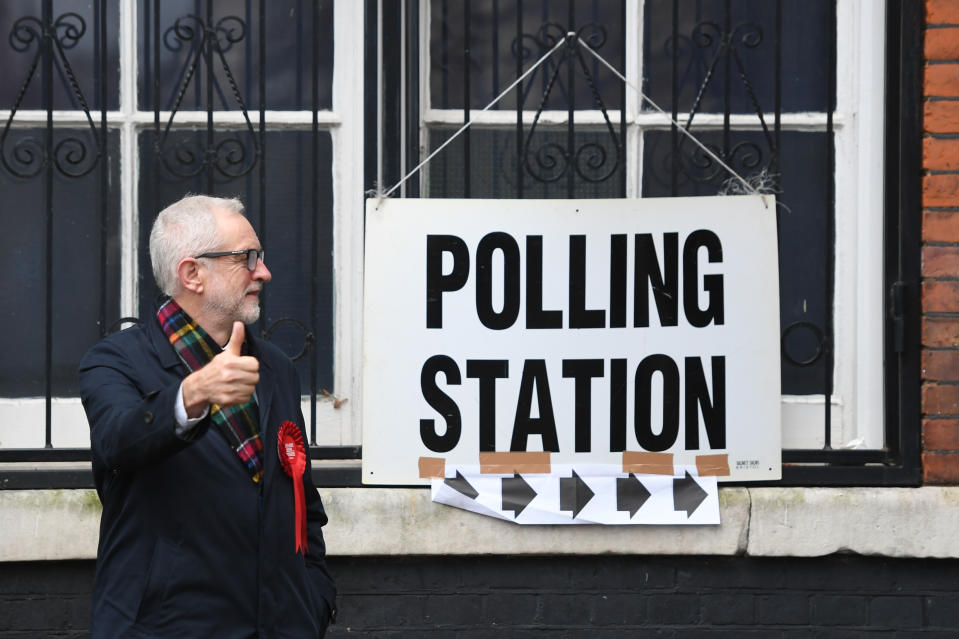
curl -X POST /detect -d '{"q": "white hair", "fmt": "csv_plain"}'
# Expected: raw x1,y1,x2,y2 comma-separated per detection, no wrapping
149,194,246,296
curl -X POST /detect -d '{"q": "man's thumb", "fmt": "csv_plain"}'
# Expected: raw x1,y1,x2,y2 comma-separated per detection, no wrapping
227,321,245,356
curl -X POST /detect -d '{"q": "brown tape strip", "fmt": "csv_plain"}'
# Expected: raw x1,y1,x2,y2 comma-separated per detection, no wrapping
418,456,446,479
622,451,675,475
479,451,551,475
696,454,730,477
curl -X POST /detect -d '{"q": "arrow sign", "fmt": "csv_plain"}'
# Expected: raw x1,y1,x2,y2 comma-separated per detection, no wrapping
502,473,537,517
673,471,708,516
616,473,652,518
431,465,719,524
444,471,479,500
559,470,595,518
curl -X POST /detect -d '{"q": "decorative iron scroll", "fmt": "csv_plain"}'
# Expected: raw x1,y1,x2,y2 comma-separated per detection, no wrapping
781,321,826,368
155,13,259,179
1,12,102,179
262,317,313,363
652,19,777,190
514,24,621,186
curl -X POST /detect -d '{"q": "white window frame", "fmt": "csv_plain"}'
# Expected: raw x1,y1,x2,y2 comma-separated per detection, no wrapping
413,0,887,452
0,0,366,449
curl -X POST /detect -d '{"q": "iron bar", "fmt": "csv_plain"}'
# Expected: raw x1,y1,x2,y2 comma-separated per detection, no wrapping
515,0,523,198
205,0,214,192
0,446,362,463
823,1,836,450
773,0,782,225
98,0,108,339
566,2,575,198
670,0,678,197
310,0,319,443
722,0,731,163
619,0,626,197
258,0,267,320
492,0,499,111
43,0,53,448
464,0,471,197
153,0,160,227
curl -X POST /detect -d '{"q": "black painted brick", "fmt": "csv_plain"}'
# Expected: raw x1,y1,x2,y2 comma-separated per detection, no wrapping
538,593,593,627
894,561,959,593
675,557,784,590
481,592,539,625
756,593,811,625
579,557,675,591
646,593,700,625
782,557,893,592
870,595,924,629
700,593,756,625
338,592,425,628
924,594,959,629
422,593,482,626
589,592,646,625
810,594,869,626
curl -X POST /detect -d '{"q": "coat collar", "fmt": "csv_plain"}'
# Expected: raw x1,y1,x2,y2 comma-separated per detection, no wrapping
147,305,183,370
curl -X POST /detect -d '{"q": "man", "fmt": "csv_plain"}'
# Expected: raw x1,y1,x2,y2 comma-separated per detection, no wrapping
79,195,336,638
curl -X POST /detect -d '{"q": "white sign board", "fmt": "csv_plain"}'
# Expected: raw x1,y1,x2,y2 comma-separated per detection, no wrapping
362,196,781,485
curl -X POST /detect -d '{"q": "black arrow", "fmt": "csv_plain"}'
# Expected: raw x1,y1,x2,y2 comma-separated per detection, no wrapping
559,470,595,518
501,473,537,518
444,471,479,500
616,473,651,518
673,471,708,516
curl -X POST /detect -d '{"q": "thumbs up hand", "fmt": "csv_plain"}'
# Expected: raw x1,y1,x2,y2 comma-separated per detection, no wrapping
182,321,260,417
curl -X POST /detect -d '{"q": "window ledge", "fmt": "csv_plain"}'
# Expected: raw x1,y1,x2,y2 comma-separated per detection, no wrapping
2,486,958,562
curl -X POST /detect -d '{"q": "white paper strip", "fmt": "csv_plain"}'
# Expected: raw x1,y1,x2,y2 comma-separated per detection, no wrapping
431,464,719,525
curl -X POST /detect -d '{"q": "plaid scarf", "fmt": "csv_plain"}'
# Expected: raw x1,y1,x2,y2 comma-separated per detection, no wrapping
157,298,264,483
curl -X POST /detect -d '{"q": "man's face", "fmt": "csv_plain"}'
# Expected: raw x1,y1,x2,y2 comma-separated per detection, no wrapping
201,209,272,326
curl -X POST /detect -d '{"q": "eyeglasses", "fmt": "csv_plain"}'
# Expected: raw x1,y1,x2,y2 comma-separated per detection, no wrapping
194,248,265,271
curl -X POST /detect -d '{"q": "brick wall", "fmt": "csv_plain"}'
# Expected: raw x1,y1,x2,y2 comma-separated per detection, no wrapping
924,0,959,483
6,556,959,637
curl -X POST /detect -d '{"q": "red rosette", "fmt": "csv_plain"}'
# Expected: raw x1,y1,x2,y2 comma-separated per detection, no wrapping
278,420,308,555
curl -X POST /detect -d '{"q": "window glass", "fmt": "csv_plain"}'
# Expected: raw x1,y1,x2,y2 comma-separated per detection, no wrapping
642,0,835,114
426,126,624,199
430,0,625,112
0,128,120,396
0,0,121,111
137,0,333,112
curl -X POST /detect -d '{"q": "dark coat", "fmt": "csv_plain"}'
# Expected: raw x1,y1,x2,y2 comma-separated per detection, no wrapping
78,311,336,639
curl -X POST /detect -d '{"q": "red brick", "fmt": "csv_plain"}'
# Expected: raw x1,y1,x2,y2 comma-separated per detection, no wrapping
924,210,959,242
928,0,959,25
923,419,959,449
926,27,959,60
922,382,959,414
922,451,959,483
924,174,959,207
922,349,959,381
923,316,959,347
923,280,959,312
926,64,959,97
923,245,959,276
924,137,959,171
924,100,959,133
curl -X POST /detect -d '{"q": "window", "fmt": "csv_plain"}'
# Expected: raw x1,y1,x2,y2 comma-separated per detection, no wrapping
0,0,364,455
374,0,921,483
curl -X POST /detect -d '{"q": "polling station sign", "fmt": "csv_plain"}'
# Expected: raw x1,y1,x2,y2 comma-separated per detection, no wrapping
362,196,781,485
